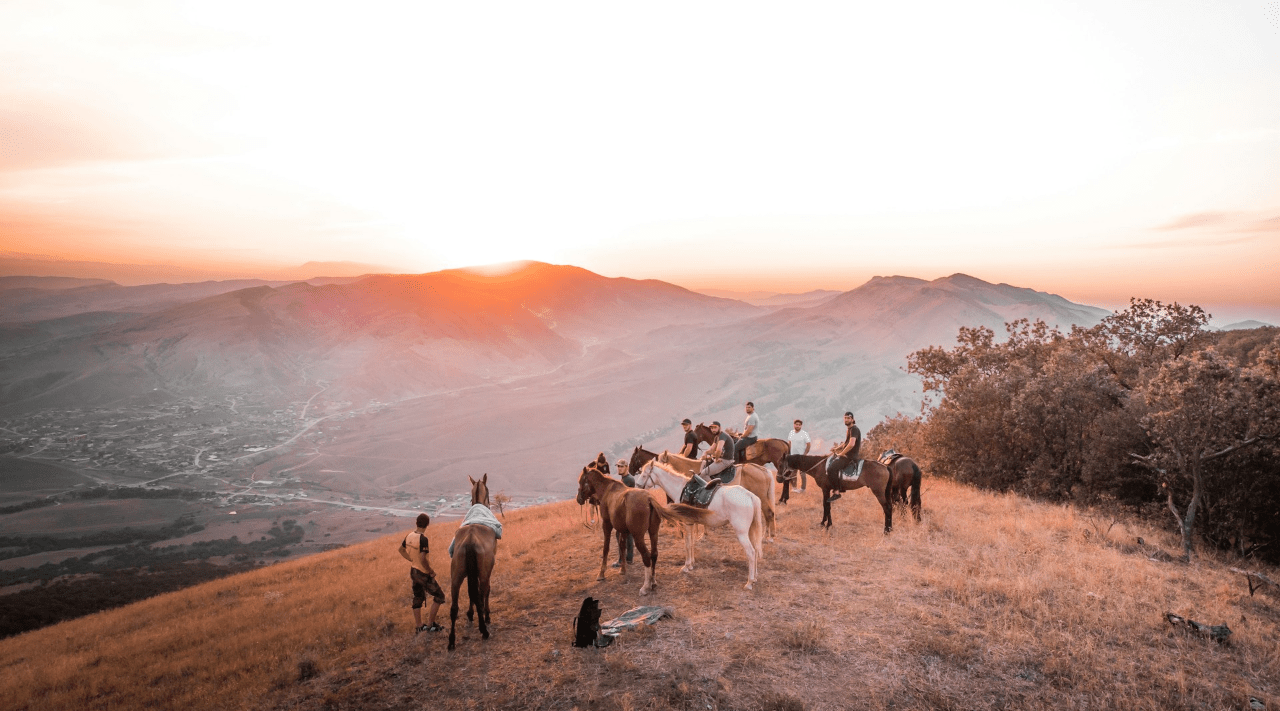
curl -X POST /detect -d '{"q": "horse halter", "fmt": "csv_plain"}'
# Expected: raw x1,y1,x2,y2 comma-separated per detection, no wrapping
634,461,657,489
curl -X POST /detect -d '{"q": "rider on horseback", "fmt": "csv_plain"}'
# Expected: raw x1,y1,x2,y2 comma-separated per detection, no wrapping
727,401,759,460
826,412,861,502
694,421,735,492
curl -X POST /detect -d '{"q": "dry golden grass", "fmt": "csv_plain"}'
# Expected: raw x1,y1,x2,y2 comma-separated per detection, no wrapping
3,480,1279,710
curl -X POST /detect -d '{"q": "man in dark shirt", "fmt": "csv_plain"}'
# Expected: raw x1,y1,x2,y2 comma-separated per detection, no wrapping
697,421,736,486
679,419,699,459
826,412,861,502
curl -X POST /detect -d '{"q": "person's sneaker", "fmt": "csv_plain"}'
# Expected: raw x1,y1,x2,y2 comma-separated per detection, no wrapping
610,561,621,568
423,623,444,633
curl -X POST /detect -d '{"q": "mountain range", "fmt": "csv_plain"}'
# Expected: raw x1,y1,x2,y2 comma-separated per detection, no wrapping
0,262,1109,497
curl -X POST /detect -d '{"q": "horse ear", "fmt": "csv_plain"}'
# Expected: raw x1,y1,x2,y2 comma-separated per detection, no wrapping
482,473,488,484
468,475,475,485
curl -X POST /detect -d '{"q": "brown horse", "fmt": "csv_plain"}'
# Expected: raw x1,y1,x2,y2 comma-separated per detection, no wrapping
692,423,790,469
655,450,777,541
880,453,923,522
576,455,663,595
629,446,659,474
781,453,896,533
447,474,498,651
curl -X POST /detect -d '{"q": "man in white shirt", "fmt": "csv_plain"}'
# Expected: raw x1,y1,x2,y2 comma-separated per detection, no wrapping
786,419,811,491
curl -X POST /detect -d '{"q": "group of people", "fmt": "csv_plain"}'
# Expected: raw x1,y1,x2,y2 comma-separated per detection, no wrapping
399,402,865,635
677,402,863,503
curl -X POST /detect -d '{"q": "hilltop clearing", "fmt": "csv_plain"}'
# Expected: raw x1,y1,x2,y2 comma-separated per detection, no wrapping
1,478,1276,711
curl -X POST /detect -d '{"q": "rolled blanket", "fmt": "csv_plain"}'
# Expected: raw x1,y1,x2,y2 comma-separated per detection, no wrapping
448,504,503,556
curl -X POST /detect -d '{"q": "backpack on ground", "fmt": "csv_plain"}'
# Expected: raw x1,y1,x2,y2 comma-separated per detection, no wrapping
572,597,601,648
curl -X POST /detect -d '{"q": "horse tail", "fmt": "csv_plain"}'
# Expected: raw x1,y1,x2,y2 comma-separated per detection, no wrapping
748,493,764,561
465,544,481,611
656,503,714,527
910,462,923,521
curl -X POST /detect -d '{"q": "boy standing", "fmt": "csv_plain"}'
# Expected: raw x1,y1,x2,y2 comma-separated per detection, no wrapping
399,513,445,634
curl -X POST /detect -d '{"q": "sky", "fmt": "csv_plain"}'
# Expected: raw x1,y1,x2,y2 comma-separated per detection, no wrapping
1,0,1278,323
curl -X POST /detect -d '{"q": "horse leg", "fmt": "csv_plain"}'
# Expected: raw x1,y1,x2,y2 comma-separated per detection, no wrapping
478,562,492,640
822,492,832,529
649,513,660,589
616,529,628,575
598,521,613,581
681,524,695,573
876,486,893,534
634,525,654,596
447,571,463,651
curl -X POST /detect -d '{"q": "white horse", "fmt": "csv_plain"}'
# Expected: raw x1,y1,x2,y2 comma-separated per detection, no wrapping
657,451,776,541
635,460,764,590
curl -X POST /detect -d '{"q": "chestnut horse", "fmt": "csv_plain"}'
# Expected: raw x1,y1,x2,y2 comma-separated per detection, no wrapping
655,450,777,541
576,455,664,595
448,474,498,650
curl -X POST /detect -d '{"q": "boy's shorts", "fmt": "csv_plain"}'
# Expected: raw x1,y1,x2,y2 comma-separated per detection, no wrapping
410,568,445,607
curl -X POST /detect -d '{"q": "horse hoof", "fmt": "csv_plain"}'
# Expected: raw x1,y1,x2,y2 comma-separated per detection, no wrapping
597,575,606,581
743,582,753,590
482,631,490,640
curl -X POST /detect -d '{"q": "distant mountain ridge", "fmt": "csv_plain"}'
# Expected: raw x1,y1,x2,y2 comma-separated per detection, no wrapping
0,262,1114,497
0,262,759,411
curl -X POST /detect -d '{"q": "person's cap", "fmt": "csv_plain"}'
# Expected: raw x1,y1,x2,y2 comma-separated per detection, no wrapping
681,418,692,425
844,411,855,418
711,421,721,427
616,459,627,467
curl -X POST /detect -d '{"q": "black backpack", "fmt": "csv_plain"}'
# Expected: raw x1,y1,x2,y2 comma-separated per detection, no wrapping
572,597,602,648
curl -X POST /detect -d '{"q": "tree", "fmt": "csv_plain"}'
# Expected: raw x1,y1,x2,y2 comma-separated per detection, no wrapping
1130,348,1279,560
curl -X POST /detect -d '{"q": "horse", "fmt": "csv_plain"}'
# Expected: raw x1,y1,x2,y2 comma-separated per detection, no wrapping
692,423,790,469
656,450,777,541
781,452,896,533
880,453,923,522
576,455,664,595
629,446,659,474
634,460,763,590
447,474,498,651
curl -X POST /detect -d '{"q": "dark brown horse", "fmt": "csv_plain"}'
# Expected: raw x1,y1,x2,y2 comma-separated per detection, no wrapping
880,453,923,522
576,455,663,595
781,453,896,533
447,474,498,651
628,446,659,475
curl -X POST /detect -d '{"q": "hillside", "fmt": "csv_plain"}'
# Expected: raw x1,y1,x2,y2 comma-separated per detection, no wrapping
2,480,1276,710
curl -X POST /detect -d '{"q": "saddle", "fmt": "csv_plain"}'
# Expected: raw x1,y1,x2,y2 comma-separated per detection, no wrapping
731,436,756,463
679,467,736,508
827,455,864,481
878,449,902,467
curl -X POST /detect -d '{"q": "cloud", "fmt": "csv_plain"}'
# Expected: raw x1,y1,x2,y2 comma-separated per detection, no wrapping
1238,215,1280,233
1153,212,1231,231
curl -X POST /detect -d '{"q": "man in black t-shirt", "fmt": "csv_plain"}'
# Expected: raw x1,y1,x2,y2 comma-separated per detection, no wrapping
679,419,699,459
826,412,861,502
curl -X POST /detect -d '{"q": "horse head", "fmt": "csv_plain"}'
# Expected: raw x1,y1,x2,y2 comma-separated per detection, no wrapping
657,450,669,464
576,466,594,505
694,423,715,443
468,473,490,507
633,460,658,490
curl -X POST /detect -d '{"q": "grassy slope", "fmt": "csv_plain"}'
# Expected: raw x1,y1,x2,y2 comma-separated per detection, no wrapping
2,480,1278,711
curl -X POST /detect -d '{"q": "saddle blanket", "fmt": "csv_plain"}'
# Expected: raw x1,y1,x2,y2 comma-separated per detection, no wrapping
448,504,503,557
827,455,864,481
